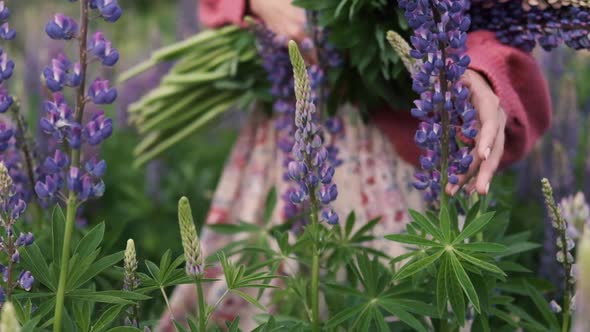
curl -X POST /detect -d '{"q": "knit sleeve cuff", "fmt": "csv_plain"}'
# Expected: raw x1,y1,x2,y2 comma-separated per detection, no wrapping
465,30,551,168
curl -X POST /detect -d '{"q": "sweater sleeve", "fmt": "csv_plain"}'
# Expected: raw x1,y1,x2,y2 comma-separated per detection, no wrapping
466,30,552,168
198,0,247,27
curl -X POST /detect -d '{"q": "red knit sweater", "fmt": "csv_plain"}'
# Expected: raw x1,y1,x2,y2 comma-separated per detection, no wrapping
199,0,552,169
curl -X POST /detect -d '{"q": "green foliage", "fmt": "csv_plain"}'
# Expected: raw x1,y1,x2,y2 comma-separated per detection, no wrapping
294,0,415,113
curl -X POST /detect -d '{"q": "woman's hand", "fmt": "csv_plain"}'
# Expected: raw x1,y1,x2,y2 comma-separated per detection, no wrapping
446,69,507,196
250,0,307,43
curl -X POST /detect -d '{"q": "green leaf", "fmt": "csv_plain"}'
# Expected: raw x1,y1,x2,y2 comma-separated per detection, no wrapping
105,328,143,332
385,234,440,247
51,206,66,266
453,212,495,244
345,211,356,238
326,303,365,328
408,209,445,242
454,250,506,276
440,207,451,241
70,252,124,290
448,268,466,326
68,290,149,305
263,187,277,225
207,221,261,235
74,223,105,258
455,242,507,253
436,256,448,317
231,289,265,311
372,308,390,332
496,242,540,258
379,301,426,332
20,243,55,291
90,305,125,332
448,252,480,312
524,283,560,329
394,249,444,280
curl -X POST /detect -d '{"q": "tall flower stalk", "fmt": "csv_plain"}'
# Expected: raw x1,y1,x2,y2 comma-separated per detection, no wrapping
399,0,478,205
288,40,339,332
542,178,575,332
38,1,121,330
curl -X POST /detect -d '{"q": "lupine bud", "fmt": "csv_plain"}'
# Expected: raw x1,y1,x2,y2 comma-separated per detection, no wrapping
574,227,590,331
178,197,204,276
386,30,415,74
0,302,20,332
123,239,139,291
0,23,14,41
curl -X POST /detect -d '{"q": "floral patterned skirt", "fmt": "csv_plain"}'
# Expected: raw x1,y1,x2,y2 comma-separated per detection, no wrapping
161,105,425,331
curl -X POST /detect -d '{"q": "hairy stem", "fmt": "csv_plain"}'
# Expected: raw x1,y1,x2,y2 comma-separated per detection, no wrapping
5,233,14,301
196,277,207,332
432,5,450,210
53,0,90,330
309,195,321,332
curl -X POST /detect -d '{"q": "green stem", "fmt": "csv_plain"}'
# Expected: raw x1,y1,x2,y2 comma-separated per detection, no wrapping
53,0,89,329
196,277,207,332
439,317,450,332
53,190,78,332
431,4,450,210
309,199,320,332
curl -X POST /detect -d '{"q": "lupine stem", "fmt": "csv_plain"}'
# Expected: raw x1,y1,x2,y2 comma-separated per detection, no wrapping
433,4,450,210
309,196,321,332
5,235,14,301
195,277,207,332
53,192,78,332
53,0,90,330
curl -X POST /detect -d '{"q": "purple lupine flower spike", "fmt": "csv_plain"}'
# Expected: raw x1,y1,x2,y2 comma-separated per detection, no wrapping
288,41,339,225
399,0,478,200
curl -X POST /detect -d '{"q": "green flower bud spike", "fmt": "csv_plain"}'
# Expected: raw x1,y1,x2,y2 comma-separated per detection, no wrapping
386,30,415,74
0,302,21,332
123,239,138,291
178,196,204,276
541,178,575,332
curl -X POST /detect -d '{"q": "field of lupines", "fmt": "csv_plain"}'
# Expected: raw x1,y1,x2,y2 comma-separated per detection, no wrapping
0,0,589,331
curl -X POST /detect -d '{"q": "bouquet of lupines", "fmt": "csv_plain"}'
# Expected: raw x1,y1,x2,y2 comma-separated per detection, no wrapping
119,26,267,167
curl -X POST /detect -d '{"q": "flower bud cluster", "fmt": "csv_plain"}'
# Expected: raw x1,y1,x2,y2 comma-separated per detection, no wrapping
542,178,576,288
399,0,478,200
471,1,590,52
178,197,204,276
36,0,121,205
